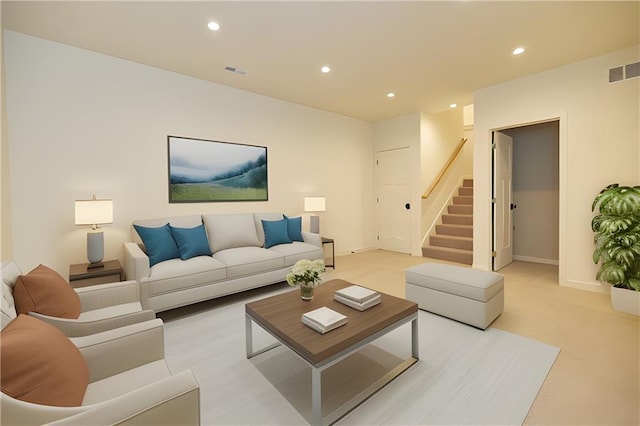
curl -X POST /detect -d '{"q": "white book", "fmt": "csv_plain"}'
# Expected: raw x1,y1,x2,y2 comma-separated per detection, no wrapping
334,294,381,311
335,285,379,303
302,306,348,334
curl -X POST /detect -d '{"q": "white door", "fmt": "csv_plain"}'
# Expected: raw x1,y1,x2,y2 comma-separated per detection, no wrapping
493,131,514,270
377,148,412,254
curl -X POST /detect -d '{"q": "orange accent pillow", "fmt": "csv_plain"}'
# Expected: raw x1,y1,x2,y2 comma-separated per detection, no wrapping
14,264,81,319
0,314,89,406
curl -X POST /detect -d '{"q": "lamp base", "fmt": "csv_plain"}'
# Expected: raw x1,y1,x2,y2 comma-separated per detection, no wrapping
87,231,104,266
310,215,320,234
87,262,105,269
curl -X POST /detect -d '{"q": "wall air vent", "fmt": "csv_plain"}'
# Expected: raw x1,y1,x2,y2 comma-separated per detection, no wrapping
625,62,640,79
609,66,624,83
224,66,247,76
609,61,640,83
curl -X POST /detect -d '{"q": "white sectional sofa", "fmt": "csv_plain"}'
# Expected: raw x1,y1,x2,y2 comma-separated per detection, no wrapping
124,212,323,312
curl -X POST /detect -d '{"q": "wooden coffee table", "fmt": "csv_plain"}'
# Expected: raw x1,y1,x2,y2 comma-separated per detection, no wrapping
245,279,419,426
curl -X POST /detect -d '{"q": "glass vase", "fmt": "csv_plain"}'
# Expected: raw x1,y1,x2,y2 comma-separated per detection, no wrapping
299,282,315,301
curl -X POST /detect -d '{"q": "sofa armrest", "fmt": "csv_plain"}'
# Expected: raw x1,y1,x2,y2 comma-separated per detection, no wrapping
302,231,322,247
71,319,165,383
46,370,200,426
76,280,141,311
124,242,150,282
28,309,156,338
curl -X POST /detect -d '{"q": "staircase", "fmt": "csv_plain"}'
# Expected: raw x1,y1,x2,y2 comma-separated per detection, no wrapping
422,179,473,264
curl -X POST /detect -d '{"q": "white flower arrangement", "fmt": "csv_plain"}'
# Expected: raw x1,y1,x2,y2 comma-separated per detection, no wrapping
286,259,326,288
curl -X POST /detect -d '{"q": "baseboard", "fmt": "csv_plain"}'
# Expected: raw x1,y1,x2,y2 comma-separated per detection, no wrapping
340,246,377,256
513,255,559,266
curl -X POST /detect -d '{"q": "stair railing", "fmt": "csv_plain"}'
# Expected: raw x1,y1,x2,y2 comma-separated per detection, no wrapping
421,138,468,199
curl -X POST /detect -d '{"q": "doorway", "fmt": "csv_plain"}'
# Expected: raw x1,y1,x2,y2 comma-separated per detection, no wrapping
492,121,560,271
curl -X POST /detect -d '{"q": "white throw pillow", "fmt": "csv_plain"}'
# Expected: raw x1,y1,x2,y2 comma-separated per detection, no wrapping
203,214,260,253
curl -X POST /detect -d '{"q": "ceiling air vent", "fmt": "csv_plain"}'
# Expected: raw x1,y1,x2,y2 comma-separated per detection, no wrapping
625,62,640,79
609,66,624,83
224,66,247,76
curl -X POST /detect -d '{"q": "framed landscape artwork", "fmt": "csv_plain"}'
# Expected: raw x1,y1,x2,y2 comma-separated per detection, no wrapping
168,136,268,203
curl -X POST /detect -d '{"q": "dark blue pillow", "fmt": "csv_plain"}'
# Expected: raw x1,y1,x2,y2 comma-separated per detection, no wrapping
133,224,180,267
262,218,292,248
284,215,303,242
170,224,212,260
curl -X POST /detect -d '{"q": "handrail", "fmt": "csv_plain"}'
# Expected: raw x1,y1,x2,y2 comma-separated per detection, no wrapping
421,138,468,199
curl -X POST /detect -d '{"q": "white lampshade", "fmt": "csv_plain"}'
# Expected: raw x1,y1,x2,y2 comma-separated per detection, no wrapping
304,197,326,213
75,198,113,227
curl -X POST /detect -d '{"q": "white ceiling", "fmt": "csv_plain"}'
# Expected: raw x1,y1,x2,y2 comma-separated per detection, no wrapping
2,1,638,122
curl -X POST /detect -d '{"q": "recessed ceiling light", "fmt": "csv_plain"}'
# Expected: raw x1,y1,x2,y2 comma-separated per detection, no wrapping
208,21,220,31
449,103,457,109
321,66,331,74
512,47,525,56
387,92,395,98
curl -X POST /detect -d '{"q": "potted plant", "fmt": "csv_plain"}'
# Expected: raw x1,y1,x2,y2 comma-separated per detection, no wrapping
591,183,640,315
286,259,326,301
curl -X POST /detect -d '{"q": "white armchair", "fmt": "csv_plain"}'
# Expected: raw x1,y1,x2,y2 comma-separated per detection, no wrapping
1,261,155,336
1,318,200,425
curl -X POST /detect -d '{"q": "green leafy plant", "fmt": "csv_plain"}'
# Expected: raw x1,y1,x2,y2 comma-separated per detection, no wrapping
592,184,640,291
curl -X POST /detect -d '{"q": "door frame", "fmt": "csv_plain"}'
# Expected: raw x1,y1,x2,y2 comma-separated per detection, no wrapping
486,113,567,283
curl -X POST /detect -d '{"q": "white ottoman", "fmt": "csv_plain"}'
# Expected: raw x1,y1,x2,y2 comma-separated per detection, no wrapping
405,263,504,329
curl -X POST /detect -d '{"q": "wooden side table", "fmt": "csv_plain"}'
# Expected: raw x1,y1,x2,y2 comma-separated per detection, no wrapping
321,237,335,269
68,259,124,288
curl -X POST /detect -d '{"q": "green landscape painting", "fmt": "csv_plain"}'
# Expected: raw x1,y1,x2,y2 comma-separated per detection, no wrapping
168,136,268,203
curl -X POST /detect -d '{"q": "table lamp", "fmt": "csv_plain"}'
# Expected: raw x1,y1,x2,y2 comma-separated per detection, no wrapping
304,196,326,234
75,195,113,268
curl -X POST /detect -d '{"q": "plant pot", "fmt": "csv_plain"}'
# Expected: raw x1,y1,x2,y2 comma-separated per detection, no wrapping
611,286,640,316
299,283,315,301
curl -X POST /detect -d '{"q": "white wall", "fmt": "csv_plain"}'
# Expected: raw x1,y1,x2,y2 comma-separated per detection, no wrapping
503,121,559,264
4,31,375,276
474,45,639,292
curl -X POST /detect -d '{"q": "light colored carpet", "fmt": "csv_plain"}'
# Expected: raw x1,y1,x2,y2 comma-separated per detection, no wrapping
160,283,559,425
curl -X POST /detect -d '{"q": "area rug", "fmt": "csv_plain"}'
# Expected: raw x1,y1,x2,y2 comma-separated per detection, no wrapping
160,284,559,425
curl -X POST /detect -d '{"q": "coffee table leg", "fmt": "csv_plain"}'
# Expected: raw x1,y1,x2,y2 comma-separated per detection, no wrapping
245,315,253,358
245,314,283,359
412,316,419,359
312,367,322,426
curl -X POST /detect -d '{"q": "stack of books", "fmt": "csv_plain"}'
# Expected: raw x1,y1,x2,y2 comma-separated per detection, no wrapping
302,306,348,334
334,285,381,311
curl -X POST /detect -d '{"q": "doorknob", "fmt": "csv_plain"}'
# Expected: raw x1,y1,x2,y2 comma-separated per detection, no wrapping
510,203,517,210
405,203,411,210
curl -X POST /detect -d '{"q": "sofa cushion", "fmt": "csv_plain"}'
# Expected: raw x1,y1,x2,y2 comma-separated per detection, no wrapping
262,218,292,249
268,242,324,267
170,224,213,260
213,247,285,279
132,215,203,245
0,314,89,406
284,215,304,242
254,213,285,247
133,224,181,267
145,257,227,296
203,214,260,253
14,264,81,319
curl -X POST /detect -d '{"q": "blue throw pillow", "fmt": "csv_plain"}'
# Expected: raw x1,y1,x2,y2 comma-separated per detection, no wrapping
262,218,292,248
170,224,213,260
284,215,303,242
133,224,180,267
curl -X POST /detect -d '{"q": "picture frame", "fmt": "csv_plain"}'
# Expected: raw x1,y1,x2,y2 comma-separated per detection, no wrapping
168,136,268,203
